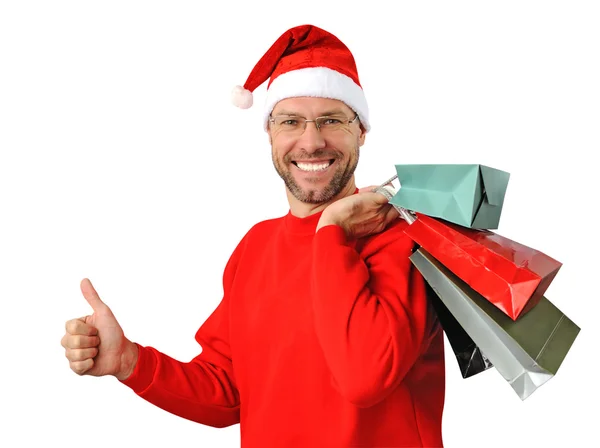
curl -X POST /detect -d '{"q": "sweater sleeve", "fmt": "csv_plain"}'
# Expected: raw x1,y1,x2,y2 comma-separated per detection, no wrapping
119,237,246,428
311,221,434,408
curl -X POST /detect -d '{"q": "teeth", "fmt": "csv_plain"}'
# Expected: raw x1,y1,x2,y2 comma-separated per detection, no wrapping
296,161,330,172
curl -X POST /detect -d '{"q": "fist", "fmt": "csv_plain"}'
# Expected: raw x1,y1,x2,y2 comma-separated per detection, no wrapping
62,316,101,375
316,185,400,239
61,278,138,380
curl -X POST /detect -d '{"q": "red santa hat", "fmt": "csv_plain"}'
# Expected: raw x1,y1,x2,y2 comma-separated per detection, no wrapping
231,24,371,132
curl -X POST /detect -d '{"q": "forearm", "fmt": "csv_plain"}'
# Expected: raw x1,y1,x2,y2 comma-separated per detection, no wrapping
120,344,240,428
311,224,429,407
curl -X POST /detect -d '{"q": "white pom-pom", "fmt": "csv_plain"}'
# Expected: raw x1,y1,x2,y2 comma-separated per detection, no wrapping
231,85,253,109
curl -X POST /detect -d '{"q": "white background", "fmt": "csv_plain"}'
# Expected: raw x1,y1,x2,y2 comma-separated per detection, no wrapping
1,1,599,447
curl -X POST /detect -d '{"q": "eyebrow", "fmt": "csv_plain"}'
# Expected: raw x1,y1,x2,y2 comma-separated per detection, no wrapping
272,110,299,116
272,108,348,117
319,109,347,116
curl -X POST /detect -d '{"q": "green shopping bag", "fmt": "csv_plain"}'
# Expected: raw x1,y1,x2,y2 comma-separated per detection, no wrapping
389,164,510,229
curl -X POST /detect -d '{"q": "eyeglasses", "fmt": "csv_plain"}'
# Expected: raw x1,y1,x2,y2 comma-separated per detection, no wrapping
268,113,359,135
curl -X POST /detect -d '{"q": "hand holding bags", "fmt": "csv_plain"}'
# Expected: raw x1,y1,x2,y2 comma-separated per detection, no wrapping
377,165,579,398
383,165,562,321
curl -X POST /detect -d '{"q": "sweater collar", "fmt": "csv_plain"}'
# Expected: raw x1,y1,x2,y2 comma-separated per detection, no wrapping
282,188,359,236
283,209,324,236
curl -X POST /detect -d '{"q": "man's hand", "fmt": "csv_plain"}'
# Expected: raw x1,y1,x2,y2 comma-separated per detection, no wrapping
316,185,400,239
61,278,138,381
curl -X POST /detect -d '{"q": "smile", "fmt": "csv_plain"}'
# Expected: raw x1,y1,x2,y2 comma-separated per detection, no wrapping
292,160,335,172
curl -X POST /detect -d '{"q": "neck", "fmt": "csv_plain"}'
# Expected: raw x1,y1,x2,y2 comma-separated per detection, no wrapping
286,177,357,218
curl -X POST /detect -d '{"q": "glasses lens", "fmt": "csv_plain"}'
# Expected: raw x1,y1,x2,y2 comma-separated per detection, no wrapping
273,116,305,133
316,116,348,132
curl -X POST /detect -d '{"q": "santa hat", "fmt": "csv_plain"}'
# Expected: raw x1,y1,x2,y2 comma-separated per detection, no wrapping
231,24,370,132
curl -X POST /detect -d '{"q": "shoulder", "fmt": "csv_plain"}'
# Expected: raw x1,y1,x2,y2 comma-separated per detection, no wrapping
368,218,411,244
245,215,286,238
231,215,287,253
223,215,286,275
357,218,415,257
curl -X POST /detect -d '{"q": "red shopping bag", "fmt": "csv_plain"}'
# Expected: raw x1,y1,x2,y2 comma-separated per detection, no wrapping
403,213,562,320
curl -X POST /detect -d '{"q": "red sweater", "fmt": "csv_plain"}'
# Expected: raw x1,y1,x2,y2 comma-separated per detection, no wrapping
121,210,446,447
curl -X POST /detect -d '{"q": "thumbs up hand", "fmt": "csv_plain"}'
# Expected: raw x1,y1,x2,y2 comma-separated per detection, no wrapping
61,278,138,380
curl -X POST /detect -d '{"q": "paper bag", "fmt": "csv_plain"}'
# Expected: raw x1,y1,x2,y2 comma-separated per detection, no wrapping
390,164,510,229
424,280,494,378
410,248,580,400
403,213,562,320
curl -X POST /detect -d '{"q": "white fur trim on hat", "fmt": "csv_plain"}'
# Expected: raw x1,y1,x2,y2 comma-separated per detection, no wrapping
262,67,370,132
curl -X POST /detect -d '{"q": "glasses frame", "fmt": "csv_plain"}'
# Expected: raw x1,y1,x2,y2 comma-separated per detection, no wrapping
268,113,360,134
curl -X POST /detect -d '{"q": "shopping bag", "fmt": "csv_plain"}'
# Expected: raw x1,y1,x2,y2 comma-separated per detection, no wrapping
403,213,562,320
410,248,580,400
424,280,494,378
390,164,510,229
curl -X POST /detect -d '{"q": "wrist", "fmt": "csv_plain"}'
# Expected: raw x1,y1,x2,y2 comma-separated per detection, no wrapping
116,339,139,381
316,209,344,233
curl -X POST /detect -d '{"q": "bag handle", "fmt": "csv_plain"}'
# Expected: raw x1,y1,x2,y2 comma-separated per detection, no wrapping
372,174,417,224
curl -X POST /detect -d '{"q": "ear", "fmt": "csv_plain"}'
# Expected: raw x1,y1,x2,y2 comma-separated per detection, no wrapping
358,124,367,147
266,122,273,145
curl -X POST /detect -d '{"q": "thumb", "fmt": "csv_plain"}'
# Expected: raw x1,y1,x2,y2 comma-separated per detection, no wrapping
80,278,109,313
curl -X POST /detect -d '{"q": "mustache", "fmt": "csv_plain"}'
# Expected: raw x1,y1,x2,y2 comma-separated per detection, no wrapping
284,149,340,163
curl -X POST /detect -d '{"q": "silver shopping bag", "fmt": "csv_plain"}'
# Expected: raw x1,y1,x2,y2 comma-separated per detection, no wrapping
423,280,493,379
410,248,580,400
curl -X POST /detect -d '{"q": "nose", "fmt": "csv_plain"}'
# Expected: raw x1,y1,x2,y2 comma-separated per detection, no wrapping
297,121,326,153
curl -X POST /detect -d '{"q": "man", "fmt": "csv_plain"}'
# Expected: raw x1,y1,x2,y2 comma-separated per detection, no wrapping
61,24,445,447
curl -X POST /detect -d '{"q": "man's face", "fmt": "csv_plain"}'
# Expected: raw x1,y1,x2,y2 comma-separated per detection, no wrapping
267,97,366,204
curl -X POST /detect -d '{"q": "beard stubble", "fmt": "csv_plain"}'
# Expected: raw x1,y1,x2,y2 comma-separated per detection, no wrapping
272,146,360,204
